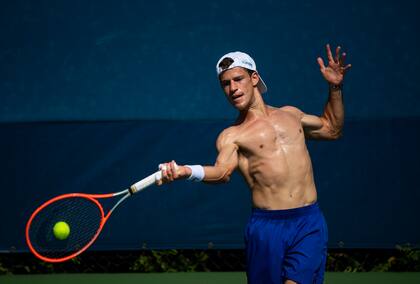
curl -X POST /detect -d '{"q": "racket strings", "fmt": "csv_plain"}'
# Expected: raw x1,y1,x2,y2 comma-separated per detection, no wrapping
28,197,103,259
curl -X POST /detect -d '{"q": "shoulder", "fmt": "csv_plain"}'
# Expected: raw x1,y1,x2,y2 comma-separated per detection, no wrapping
216,126,239,151
279,105,304,117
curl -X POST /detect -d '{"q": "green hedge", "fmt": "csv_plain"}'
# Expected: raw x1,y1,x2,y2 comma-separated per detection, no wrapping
1,245,419,274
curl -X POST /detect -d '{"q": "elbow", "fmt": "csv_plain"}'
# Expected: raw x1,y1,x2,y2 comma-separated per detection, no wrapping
204,170,232,184
221,167,236,183
320,117,343,140
328,128,343,140
325,119,343,140
216,166,234,183
330,134,342,140
220,174,231,183
214,172,232,184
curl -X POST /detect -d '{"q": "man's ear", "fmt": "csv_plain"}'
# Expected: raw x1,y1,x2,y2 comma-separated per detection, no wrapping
251,71,260,87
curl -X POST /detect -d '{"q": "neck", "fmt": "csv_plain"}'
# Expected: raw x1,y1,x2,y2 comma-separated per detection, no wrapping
237,90,268,123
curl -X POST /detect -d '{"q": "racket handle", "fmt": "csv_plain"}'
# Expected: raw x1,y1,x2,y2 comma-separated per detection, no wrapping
129,162,178,194
129,171,162,194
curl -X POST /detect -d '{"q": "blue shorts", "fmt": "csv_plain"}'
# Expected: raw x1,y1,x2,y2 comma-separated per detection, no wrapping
245,202,328,284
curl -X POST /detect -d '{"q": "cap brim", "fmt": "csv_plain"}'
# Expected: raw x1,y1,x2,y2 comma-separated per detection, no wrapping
257,76,267,94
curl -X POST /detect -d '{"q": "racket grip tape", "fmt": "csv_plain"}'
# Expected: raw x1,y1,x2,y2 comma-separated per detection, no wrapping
129,162,179,194
129,171,162,194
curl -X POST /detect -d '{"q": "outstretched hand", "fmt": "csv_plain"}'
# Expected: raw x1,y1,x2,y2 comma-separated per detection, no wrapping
317,44,351,85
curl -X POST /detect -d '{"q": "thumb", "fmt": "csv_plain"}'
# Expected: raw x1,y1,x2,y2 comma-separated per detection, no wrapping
317,57,325,71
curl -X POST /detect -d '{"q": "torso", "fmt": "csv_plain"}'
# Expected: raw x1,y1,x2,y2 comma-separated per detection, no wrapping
229,106,317,209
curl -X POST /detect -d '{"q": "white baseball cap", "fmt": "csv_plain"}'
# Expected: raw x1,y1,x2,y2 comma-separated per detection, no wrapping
216,51,267,94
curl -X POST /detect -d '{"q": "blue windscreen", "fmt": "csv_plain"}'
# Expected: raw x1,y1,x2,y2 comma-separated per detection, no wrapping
0,119,419,251
0,0,419,251
1,0,419,121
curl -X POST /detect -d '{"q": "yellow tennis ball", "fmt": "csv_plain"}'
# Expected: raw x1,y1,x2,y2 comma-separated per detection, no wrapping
53,221,70,240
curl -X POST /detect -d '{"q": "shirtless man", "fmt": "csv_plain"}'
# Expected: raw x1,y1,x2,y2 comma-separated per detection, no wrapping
158,44,351,284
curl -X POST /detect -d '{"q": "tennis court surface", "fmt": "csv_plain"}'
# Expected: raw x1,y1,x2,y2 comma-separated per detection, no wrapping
2,272,420,284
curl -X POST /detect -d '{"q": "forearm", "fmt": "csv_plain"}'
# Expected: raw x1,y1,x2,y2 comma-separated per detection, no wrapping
159,133,238,185
202,165,233,184
321,84,344,137
180,164,233,184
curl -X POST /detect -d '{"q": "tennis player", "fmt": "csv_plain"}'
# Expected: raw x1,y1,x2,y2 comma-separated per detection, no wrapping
158,44,351,284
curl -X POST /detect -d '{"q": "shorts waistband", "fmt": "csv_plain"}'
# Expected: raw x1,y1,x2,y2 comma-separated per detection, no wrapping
251,202,320,219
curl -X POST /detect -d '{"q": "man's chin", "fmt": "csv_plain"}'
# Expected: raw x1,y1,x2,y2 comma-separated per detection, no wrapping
232,103,247,111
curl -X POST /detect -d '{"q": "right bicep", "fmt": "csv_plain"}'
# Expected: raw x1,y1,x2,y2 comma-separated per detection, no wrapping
215,140,239,171
202,131,239,183
215,134,238,171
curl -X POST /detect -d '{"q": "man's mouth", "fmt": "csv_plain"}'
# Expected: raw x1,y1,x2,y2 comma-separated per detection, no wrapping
231,93,243,101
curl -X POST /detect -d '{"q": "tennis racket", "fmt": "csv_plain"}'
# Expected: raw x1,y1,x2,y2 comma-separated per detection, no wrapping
25,169,165,263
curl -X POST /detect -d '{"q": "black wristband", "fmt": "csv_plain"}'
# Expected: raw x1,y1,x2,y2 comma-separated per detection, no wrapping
329,83,343,90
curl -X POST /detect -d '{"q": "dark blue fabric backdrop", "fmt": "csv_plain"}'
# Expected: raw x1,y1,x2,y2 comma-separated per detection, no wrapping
0,119,419,251
0,0,419,251
1,0,419,121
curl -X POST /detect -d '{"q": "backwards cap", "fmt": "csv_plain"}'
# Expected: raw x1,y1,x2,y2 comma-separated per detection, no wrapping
216,51,267,94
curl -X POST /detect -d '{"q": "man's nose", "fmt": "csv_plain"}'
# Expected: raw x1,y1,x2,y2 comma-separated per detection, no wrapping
229,80,238,93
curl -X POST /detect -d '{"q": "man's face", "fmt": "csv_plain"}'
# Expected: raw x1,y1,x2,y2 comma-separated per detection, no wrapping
219,67,258,111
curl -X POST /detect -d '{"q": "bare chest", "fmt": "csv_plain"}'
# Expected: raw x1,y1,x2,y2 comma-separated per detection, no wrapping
236,113,303,154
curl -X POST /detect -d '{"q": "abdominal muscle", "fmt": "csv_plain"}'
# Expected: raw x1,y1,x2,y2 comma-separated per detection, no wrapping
237,130,318,210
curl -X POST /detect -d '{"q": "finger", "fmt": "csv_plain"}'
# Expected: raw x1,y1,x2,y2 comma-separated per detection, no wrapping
326,44,334,62
171,160,179,179
160,163,171,181
317,57,325,71
166,162,173,181
335,46,341,63
340,52,346,66
168,161,176,180
159,163,167,171
343,63,352,71
162,164,169,180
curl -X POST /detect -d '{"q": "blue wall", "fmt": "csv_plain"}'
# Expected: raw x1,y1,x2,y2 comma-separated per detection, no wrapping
1,0,419,121
0,119,419,251
1,0,419,251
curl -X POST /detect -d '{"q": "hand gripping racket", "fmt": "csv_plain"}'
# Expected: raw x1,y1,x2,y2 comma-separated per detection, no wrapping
25,169,165,263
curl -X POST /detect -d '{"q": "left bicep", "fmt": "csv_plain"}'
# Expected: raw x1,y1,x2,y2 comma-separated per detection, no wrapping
301,114,327,139
282,106,334,140
301,114,333,140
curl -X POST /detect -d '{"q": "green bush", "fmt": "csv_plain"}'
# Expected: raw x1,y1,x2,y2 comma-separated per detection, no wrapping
130,250,210,272
326,244,420,272
1,246,419,274
371,244,420,272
